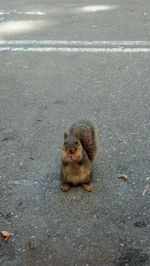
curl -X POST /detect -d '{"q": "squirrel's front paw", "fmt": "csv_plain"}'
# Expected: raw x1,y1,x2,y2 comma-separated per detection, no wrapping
61,183,70,192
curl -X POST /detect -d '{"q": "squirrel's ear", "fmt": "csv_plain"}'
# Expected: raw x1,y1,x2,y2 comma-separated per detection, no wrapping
64,132,68,139
75,131,80,140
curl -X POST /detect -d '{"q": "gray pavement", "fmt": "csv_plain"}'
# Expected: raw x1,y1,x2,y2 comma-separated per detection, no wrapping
0,1,150,266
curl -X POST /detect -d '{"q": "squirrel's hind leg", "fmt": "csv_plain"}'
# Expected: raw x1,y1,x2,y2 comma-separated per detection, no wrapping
61,183,70,192
82,183,93,192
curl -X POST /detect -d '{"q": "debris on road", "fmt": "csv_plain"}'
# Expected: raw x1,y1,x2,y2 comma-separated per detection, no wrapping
1,230,13,241
118,174,128,181
142,184,150,196
134,220,147,228
26,236,38,250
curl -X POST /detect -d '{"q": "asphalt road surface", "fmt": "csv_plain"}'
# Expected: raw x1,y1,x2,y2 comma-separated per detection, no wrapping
0,0,150,265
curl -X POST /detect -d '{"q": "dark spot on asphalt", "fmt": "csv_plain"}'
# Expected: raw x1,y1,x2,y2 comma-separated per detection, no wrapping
37,119,42,122
1,132,16,142
54,99,66,105
0,210,13,219
26,237,38,250
115,248,149,265
134,221,147,228
17,202,27,211
26,241,36,250
30,156,34,160
18,202,23,207
2,137,10,141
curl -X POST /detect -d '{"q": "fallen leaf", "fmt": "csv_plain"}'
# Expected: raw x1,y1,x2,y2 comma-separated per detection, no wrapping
118,174,128,181
142,184,149,196
1,230,13,241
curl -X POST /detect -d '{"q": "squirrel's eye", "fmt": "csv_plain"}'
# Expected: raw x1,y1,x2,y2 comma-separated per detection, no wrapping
64,142,67,145
75,141,78,145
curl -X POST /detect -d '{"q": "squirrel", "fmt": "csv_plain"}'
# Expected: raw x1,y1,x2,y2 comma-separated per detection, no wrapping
60,120,98,192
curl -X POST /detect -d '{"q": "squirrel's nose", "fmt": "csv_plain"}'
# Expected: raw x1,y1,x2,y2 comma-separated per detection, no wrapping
69,148,75,154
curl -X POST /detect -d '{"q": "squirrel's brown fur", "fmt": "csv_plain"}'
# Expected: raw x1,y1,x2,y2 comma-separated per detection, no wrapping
60,120,98,192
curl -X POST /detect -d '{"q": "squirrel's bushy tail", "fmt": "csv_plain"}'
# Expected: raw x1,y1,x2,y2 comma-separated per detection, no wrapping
69,120,98,162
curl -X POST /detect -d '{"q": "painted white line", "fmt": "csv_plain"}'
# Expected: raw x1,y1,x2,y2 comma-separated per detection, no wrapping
0,40,150,46
0,11,45,15
1,47,150,52
1,40,150,52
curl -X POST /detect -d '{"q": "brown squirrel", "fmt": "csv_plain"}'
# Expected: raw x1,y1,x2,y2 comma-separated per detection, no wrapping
60,120,98,192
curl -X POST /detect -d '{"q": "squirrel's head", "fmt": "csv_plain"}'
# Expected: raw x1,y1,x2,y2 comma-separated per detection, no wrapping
62,131,83,162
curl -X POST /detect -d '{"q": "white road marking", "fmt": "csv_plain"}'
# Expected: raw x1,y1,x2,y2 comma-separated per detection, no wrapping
0,11,45,15
0,40,150,46
1,47,150,53
0,40,150,52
